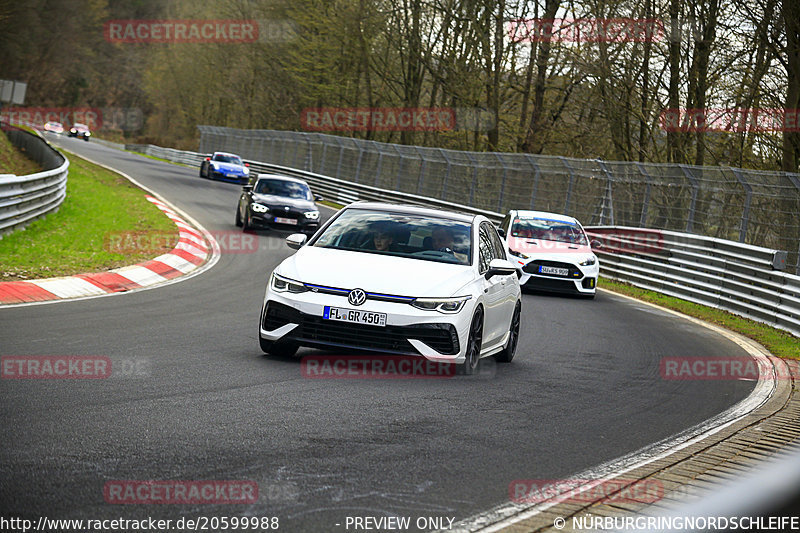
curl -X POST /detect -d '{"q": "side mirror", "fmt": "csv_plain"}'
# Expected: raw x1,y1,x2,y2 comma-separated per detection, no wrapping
591,239,603,250
497,228,506,238
205,157,210,161
244,163,250,167
314,195,323,202
286,233,308,250
485,258,517,280
242,185,253,192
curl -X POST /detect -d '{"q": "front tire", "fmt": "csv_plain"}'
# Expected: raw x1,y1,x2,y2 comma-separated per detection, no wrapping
242,207,253,231
459,307,484,375
235,204,243,227
494,302,521,363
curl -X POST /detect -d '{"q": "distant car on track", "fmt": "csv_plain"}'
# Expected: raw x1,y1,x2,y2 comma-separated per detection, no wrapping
68,123,90,141
200,152,250,183
236,174,321,235
499,210,600,298
258,202,522,374
43,121,64,134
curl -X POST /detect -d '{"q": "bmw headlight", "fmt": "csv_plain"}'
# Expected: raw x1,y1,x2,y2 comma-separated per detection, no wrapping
251,203,269,213
271,273,308,293
579,256,597,266
304,210,320,220
411,296,471,314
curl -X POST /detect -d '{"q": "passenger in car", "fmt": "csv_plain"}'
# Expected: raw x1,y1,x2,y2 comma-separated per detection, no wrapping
364,221,400,252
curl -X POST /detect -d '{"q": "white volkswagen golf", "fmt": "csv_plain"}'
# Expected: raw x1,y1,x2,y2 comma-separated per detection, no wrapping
259,202,522,373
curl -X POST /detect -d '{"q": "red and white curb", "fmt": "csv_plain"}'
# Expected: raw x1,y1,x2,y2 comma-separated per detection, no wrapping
0,195,210,305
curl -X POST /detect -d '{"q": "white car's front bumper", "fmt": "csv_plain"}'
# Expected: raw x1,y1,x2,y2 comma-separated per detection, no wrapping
259,287,475,364
514,258,600,295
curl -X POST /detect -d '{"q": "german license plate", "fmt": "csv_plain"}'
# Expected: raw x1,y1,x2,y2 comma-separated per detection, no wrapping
274,217,297,225
540,265,569,276
323,306,387,327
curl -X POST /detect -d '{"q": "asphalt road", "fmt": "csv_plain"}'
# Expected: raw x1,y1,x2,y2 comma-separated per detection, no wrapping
0,135,757,532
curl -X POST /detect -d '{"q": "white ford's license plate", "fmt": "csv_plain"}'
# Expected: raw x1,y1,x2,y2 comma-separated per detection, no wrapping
274,217,297,225
540,265,569,276
323,306,387,327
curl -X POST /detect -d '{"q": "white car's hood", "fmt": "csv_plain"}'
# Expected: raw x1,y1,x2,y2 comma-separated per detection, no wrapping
508,237,595,263
277,246,475,297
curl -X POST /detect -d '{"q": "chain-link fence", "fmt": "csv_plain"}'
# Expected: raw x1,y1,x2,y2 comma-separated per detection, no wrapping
198,126,800,274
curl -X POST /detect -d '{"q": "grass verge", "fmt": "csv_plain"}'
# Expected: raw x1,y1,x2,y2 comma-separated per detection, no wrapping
601,277,800,360
0,130,41,175
0,151,178,280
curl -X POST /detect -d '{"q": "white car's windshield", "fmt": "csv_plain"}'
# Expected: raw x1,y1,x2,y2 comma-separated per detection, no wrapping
511,217,589,245
313,209,472,265
213,154,243,165
255,179,311,200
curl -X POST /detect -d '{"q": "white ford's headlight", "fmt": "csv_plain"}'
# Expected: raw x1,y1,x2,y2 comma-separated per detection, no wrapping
304,210,320,220
509,249,529,259
251,203,269,213
579,256,597,266
411,296,471,314
271,273,308,293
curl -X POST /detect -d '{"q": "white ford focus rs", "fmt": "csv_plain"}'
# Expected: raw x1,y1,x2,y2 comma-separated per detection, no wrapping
259,202,522,373
499,210,601,298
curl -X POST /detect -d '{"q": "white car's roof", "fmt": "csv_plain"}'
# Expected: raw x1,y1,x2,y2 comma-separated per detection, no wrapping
346,201,476,224
213,151,240,157
512,210,581,225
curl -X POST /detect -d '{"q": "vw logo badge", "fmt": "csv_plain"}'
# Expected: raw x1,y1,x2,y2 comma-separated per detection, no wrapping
348,288,367,306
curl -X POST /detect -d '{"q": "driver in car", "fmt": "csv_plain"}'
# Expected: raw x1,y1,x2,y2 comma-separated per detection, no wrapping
430,226,468,263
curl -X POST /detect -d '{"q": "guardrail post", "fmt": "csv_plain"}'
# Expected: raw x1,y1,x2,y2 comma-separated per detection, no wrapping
373,143,385,187
439,148,451,199
353,141,365,183
395,149,406,192
729,167,752,243
335,136,345,179
635,162,652,227
415,147,428,195
495,153,508,212
596,159,615,225
679,165,700,233
523,154,540,210
559,157,576,215
466,152,479,206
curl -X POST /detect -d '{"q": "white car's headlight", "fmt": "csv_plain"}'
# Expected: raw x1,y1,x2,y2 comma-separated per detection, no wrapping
271,273,308,293
304,210,320,220
411,296,471,314
579,256,597,266
251,203,269,213
85,131,91,136
508,248,529,259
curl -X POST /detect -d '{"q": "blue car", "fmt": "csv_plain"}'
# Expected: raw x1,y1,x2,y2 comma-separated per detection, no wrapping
200,152,251,183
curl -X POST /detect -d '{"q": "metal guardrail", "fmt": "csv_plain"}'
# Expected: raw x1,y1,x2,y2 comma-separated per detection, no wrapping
124,142,800,337
196,126,800,275
0,125,69,236
586,227,800,337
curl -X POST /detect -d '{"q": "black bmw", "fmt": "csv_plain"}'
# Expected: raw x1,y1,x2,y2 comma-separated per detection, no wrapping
235,174,321,235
